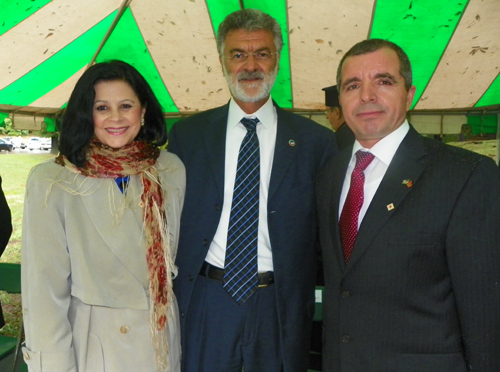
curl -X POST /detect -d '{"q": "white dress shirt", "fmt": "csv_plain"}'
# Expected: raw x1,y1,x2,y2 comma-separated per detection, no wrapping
339,120,410,226
205,97,277,272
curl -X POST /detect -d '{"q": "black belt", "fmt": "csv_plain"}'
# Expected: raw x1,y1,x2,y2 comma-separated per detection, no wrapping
199,262,274,287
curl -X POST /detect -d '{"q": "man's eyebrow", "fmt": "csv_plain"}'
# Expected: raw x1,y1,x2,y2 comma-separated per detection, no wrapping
341,72,399,89
228,47,245,53
228,47,272,53
341,77,361,89
374,72,398,83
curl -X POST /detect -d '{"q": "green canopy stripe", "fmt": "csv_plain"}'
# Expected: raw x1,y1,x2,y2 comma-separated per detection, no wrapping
476,73,500,108
0,0,51,37
0,12,116,107
96,8,177,113
370,0,467,109
206,0,241,37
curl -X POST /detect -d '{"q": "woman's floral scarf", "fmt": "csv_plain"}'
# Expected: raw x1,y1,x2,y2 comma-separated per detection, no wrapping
56,138,171,371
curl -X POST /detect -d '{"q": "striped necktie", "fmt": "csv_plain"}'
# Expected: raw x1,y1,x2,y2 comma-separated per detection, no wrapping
223,117,260,304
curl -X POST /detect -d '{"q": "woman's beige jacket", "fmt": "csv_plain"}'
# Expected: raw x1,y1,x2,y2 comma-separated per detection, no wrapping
21,151,185,372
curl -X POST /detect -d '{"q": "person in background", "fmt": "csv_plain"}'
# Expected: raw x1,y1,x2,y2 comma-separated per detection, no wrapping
21,60,185,372
322,85,355,151
168,8,337,372
316,38,500,372
0,175,13,329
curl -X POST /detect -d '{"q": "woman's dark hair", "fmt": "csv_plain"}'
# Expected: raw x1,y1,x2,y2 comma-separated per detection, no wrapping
59,60,167,167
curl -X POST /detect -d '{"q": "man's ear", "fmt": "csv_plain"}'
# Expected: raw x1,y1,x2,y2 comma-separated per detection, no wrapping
406,85,416,110
334,107,342,120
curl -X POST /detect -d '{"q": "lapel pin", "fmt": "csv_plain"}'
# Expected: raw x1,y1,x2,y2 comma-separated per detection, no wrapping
387,203,395,211
402,179,413,188
288,139,296,147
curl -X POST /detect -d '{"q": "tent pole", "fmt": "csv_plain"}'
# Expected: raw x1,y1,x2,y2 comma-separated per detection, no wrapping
86,0,132,68
440,112,444,139
497,109,499,167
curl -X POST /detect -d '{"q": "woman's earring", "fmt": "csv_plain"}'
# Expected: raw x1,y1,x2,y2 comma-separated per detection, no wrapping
141,117,145,127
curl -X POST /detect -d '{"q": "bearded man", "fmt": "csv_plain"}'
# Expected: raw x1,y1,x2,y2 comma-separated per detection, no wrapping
168,8,337,372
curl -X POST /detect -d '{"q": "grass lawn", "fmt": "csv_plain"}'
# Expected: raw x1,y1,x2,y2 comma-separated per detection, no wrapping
1,152,55,338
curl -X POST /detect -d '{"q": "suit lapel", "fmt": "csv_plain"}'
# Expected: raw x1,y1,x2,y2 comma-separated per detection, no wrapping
345,127,428,272
328,150,352,275
269,107,300,200
203,105,229,199
79,177,148,286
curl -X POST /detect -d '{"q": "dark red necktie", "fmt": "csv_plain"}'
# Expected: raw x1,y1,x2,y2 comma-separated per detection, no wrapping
339,150,375,262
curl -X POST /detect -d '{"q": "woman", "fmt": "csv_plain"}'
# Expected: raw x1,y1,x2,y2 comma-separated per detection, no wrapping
21,60,184,372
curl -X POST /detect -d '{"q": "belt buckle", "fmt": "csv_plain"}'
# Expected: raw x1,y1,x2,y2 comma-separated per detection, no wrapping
257,272,273,288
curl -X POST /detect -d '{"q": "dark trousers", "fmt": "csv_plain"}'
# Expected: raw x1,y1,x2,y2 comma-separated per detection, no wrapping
182,273,283,372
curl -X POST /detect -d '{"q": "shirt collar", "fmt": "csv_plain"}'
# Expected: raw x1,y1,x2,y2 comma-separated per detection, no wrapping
227,96,275,128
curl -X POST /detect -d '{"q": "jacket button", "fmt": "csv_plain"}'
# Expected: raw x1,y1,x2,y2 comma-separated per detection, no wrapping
120,325,130,334
215,204,221,211
342,335,351,343
203,239,209,246
188,274,194,281
180,312,185,318
342,291,350,299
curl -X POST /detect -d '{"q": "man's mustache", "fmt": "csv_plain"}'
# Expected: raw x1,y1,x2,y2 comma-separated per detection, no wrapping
354,103,385,115
237,71,265,81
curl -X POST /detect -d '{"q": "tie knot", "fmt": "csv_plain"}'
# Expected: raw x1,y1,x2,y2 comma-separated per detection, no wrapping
241,117,259,132
355,150,375,172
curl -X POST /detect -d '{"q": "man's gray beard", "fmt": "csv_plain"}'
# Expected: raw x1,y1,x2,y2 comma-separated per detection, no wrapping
223,64,278,103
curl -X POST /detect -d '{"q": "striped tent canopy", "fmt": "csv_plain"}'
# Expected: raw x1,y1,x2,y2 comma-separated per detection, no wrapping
0,0,499,120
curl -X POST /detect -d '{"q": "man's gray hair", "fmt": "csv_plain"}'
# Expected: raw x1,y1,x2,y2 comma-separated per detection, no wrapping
336,39,413,91
216,9,283,56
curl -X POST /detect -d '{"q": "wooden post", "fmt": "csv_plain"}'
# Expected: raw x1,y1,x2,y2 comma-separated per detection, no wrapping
496,110,499,167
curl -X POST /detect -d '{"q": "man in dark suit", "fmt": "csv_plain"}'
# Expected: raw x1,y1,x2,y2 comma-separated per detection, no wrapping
168,8,337,372
316,38,500,372
0,175,13,328
322,85,355,151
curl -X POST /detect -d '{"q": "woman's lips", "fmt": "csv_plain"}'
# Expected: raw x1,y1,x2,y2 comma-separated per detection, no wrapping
105,127,128,135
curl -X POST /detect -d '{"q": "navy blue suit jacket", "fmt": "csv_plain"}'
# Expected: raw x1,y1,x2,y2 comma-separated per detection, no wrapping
168,102,337,372
335,123,355,151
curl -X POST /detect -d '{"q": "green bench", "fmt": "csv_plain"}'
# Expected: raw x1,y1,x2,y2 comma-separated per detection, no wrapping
0,263,26,372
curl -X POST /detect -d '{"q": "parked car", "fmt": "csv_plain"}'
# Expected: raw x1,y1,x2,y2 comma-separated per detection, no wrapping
27,137,41,151
40,138,52,150
0,138,14,152
6,136,23,150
